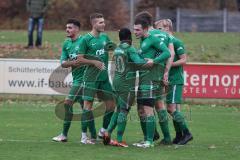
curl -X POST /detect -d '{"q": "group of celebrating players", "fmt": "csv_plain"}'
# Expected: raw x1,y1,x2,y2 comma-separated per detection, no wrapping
52,11,193,148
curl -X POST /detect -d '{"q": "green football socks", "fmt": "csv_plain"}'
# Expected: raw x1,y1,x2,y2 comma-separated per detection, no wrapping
157,109,171,141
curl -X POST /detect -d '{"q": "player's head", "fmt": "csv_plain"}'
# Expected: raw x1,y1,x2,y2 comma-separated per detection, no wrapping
135,11,153,26
65,18,81,38
90,13,105,32
155,19,173,33
134,18,149,39
119,28,132,45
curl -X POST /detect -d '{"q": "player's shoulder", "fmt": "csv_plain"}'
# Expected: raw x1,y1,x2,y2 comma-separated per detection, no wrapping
168,33,175,40
115,43,129,52
115,43,135,54
173,36,184,45
79,33,94,45
149,29,170,41
149,29,162,37
63,37,71,43
119,42,130,49
82,33,93,40
127,44,137,54
75,35,83,42
148,33,161,42
100,32,110,41
154,29,168,36
62,38,72,48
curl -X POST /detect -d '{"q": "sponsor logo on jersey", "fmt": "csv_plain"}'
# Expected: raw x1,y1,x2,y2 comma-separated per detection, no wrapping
96,49,105,56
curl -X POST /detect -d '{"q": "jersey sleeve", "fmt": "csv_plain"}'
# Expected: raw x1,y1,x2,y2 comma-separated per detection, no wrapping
176,40,185,55
128,47,146,64
152,38,170,63
168,34,174,45
60,41,68,64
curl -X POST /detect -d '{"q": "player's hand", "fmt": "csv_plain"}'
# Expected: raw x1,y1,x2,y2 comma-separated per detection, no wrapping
73,59,82,67
143,58,154,68
94,60,105,70
163,72,169,86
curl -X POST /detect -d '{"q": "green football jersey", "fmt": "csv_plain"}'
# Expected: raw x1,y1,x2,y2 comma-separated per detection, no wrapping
148,29,173,46
168,36,185,85
113,42,145,92
60,36,85,85
138,34,170,82
78,32,111,81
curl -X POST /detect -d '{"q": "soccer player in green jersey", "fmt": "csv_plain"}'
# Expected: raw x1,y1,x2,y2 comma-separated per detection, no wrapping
134,11,174,145
77,13,115,144
52,18,85,142
155,19,193,145
102,28,147,147
133,18,171,148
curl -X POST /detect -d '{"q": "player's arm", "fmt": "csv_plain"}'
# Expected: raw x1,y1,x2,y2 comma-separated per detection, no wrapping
153,41,171,63
75,55,105,70
163,42,175,84
129,47,146,65
59,41,83,68
76,38,105,70
60,42,74,68
164,37,175,73
172,43,187,67
61,60,76,68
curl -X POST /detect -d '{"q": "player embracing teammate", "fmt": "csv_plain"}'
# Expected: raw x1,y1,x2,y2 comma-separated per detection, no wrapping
53,12,193,148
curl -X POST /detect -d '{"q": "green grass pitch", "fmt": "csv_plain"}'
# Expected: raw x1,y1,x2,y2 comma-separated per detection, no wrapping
0,30,239,159
0,101,239,160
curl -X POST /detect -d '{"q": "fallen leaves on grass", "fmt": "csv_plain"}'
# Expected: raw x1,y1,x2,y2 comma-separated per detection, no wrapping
208,144,216,149
0,44,61,59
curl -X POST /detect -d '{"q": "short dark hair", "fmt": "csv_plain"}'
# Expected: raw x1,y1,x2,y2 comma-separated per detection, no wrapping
66,18,81,28
90,13,104,22
135,11,153,26
134,18,149,29
119,28,132,44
